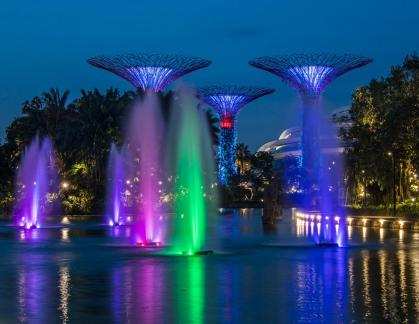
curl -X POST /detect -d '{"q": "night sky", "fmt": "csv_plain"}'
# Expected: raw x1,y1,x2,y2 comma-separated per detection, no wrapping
1,0,418,150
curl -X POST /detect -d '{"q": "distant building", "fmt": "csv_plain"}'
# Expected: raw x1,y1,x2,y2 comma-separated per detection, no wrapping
257,107,351,167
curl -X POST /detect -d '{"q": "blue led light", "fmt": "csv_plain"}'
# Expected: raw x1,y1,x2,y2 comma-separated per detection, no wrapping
287,65,334,95
87,53,211,92
197,86,274,185
127,66,173,91
218,127,237,186
207,95,247,117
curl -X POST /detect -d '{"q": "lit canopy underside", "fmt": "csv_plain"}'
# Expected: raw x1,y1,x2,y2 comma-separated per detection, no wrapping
249,53,372,96
87,53,211,92
198,86,274,122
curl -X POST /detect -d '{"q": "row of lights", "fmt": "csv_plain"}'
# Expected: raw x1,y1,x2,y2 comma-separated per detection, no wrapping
295,212,340,223
296,213,407,229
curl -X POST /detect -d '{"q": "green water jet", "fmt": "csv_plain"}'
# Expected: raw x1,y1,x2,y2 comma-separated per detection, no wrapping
168,89,216,255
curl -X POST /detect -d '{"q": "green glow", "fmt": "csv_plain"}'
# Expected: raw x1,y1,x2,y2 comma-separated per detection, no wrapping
176,257,204,323
173,102,207,253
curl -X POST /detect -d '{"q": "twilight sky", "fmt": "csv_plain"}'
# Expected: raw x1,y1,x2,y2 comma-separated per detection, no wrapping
1,0,418,150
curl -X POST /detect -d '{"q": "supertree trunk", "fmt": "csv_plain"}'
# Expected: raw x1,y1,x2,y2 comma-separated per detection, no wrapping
197,86,274,187
301,95,321,192
218,125,237,186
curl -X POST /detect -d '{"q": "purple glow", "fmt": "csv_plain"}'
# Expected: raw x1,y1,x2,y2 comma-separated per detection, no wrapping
249,53,372,96
106,94,166,243
13,136,58,229
198,86,274,120
206,94,247,118
87,53,211,92
112,261,164,323
127,93,165,244
136,94,164,243
287,65,334,94
295,211,347,247
106,145,126,226
127,66,173,92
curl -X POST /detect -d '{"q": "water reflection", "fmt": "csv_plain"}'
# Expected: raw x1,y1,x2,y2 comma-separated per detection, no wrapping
16,256,58,324
0,210,418,322
61,228,70,242
294,250,348,322
175,257,204,324
112,259,166,323
217,263,239,323
58,266,70,323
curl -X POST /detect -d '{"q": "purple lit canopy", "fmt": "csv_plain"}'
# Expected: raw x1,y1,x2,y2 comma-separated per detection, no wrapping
249,54,372,96
197,86,274,124
87,53,211,92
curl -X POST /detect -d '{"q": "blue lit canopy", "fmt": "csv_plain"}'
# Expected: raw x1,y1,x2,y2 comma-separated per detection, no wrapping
197,86,274,122
249,54,372,96
87,53,211,92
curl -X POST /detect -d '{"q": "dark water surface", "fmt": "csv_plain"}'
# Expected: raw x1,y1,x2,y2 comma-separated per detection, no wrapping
0,209,418,323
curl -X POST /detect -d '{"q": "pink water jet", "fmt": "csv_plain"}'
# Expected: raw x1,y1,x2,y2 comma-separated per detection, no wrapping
130,93,165,244
106,93,166,245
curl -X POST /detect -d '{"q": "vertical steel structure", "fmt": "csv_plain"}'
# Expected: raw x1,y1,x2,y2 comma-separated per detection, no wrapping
250,54,371,192
198,86,274,186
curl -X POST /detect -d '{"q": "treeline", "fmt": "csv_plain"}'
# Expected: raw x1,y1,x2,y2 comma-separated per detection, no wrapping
0,88,218,214
337,53,419,208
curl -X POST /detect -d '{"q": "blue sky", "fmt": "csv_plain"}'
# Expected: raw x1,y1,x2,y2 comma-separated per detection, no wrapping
1,0,418,150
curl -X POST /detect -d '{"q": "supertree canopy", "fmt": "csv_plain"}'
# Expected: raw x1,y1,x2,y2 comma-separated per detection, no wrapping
249,54,372,97
249,53,372,195
198,86,274,185
87,53,211,92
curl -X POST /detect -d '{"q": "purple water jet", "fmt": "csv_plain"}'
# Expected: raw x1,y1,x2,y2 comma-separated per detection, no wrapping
13,136,59,229
106,144,127,226
130,94,165,244
106,93,166,245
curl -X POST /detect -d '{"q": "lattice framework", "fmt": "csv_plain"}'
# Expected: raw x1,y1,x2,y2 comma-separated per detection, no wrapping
87,53,211,92
249,53,372,96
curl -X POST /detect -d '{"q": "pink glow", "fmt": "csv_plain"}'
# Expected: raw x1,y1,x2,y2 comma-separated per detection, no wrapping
127,93,165,244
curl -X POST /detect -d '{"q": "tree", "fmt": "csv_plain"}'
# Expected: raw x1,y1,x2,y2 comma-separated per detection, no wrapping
235,143,251,175
338,53,419,206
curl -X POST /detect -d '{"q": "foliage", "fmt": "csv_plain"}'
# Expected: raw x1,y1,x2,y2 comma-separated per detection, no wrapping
336,53,419,206
0,88,220,215
347,202,419,219
225,143,274,202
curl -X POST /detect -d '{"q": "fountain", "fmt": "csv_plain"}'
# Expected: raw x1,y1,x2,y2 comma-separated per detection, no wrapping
13,136,58,229
93,53,213,248
250,53,372,246
106,88,217,253
167,88,217,255
106,93,167,246
128,94,165,246
105,144,127,226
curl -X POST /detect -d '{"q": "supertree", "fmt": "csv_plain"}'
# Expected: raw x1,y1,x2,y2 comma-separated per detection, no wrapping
249,54,372,192
197,86,274,186
87,53,211,92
